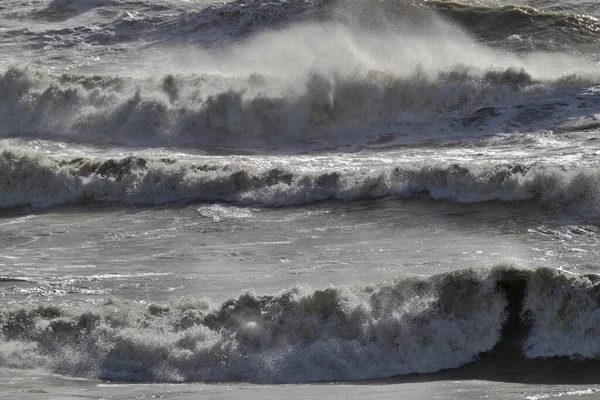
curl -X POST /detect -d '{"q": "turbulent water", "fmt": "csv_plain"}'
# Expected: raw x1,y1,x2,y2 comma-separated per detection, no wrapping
2,267,600,383
2,0,600,398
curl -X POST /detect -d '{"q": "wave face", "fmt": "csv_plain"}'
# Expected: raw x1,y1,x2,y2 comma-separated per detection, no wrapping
31,0,325,49
1,267,599,383
427,1,600,52
10,0,600,52
4,150,600,215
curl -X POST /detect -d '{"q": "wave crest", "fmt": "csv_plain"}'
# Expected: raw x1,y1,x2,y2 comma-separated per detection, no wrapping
0,268,507,382
3,151,600,215
2,267,600,382
0,67,597,149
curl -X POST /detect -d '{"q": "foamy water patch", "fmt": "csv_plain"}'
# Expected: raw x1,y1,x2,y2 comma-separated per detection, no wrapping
197,204,255,222
0,269,508,382
0,46,598,149
4,150,600,216
522,269,600,360
3,267,600,383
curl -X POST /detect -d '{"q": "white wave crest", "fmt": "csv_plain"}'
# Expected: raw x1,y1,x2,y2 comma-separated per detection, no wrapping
521,268,600,360
3,151,600,216
0,269,506,382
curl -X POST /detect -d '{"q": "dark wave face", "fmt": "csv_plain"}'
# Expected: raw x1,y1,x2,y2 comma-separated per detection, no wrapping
11,0,327,49
7,0,600,52
0,267,599,383
2,0,599,58
428,1,600,52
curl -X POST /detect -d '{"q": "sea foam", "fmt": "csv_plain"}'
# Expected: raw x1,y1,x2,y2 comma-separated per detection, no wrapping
3,150,600,216
1,267,599,383
0,268,507,382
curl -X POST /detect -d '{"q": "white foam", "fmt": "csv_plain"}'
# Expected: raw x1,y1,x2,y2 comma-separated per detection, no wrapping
197,204,255,222
522,269,600,359
0,270,507,382
3,150,600,217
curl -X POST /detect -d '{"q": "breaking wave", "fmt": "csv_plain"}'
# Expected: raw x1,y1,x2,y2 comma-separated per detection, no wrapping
30,0,325,46
1,267,598,383
4,0,600,149
0,67,598,149
3,150,600,215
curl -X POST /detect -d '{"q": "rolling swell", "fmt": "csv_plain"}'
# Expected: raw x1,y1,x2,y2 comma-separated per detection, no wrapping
3,150,600,214
11,0,328,51
22,0,600,51
154,0,325,45
427,1,600,51
0,267,598,383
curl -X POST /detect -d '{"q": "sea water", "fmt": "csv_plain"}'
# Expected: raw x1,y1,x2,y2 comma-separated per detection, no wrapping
2,0,600,398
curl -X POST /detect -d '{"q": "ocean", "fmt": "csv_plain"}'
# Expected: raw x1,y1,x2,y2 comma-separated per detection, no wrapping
1,0,600,398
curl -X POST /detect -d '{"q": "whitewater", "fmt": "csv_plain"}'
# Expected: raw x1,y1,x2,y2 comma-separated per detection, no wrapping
2,0,600,399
